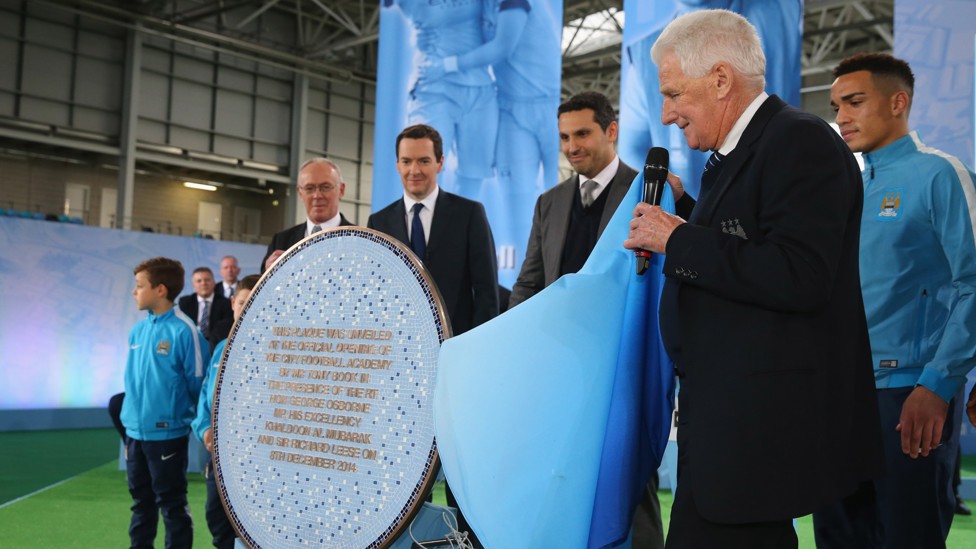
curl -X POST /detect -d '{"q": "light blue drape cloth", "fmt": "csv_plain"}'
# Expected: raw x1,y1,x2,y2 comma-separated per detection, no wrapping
435,172,676,548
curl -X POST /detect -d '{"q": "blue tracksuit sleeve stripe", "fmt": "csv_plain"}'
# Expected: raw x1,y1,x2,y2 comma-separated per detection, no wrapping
174,308,207,403
911,134,976,400
912,133,976,245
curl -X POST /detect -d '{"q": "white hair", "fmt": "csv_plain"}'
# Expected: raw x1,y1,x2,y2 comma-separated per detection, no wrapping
298,157,344,182
651,9,766,91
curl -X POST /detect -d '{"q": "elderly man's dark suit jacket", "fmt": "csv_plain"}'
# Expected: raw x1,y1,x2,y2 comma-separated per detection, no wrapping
663,95,884,523
509,161,637,308
177,293,233,341
367,190,499,336
260,214,354,273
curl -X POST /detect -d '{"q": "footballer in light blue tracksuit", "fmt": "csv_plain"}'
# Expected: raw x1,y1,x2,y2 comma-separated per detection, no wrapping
122,257,208,549
816,53,976,549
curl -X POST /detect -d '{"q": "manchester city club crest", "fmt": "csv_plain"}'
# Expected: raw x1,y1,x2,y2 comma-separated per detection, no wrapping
155,340,171,355
878,189,902,219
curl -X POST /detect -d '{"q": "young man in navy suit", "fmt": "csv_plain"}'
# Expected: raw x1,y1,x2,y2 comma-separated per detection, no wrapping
368,124,498,545
624,10,883,548
368,124,499,336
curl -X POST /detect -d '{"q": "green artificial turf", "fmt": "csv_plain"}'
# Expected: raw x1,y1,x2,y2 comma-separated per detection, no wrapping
0,428,119,505
1,428,975,547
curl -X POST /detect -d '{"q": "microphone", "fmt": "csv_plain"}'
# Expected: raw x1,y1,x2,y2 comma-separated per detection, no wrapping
636,147,669,275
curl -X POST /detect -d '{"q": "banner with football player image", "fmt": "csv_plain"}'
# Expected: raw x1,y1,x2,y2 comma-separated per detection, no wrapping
374,0,563,288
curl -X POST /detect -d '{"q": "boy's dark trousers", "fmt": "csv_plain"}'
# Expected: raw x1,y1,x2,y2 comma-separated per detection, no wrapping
126,436,193,548
204,455,235,549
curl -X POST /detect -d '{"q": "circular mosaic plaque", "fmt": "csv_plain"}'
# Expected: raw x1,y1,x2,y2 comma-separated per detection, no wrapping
212,227,450,548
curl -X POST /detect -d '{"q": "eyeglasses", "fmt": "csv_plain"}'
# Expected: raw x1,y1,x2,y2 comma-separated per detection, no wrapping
299,184,337,194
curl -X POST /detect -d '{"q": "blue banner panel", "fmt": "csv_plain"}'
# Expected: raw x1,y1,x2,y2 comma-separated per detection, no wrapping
895,0,976,454
618,0,802,200
0,217,264,410
895,1,975,171
373,0,564,288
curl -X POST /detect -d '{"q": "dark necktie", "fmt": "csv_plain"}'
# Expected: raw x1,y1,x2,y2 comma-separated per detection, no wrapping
704,151,725,173
200,299,211,337
700,151,726,198
410,203,426,259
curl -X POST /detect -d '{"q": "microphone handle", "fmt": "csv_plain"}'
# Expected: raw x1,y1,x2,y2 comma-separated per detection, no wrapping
636,250,651,275
635,179,663,276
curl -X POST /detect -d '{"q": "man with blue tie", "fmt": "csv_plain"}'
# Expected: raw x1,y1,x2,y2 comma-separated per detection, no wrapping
368,123,499,337
367,124,498,545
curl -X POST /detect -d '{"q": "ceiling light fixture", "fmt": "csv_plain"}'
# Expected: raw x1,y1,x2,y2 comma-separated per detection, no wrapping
183,181,218,191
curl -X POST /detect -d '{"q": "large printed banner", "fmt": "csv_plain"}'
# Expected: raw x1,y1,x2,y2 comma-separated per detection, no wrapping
373,0,564,288
895,0,976,453
618,0,802,199
0,217,264,410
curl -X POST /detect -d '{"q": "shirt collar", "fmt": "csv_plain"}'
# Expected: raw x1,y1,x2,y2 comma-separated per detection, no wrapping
197,294,213,304
579,154,620,191
717,92,768,156
403,185,439,214
305,211,342,235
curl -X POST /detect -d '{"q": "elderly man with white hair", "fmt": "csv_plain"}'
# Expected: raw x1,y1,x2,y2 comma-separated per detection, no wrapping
624,10,884,548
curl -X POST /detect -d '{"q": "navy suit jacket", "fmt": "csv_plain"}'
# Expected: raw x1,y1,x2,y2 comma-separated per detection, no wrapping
260,214,354,273
368,190,499,335
662,96,884,523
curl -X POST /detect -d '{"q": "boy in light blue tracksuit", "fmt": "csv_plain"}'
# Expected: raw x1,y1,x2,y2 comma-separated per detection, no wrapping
192,273,259,549
816,53,976,548
122,257,209,548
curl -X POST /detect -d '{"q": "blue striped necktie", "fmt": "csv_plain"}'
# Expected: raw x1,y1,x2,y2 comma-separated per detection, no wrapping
200,299,210,337
704,151,725,172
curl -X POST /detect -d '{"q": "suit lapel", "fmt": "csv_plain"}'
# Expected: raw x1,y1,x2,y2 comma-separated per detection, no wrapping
387,200,410,245
427,191,452,254
691,96,784,225
545,177,576,281
599,163,636,233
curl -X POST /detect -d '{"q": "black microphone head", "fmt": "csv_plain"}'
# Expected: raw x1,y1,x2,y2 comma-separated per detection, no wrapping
645,147,669,174
643,147,669,206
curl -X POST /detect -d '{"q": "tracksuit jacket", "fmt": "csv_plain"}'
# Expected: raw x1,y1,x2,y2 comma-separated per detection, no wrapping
859,132,976,402
121,306,208,441
192,339,226,442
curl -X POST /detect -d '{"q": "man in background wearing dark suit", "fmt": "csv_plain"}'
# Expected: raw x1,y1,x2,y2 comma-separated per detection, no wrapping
215,255,239,298
368,124,498,543
177,267,232,342
261,158,355,273
624,9,883,548
508,90,664,548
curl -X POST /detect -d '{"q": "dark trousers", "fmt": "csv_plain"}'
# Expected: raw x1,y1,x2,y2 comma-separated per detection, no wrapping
813,386,958,549
204,456,235,549
666,387,797,549
126,436,194,549
632,474,665,549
